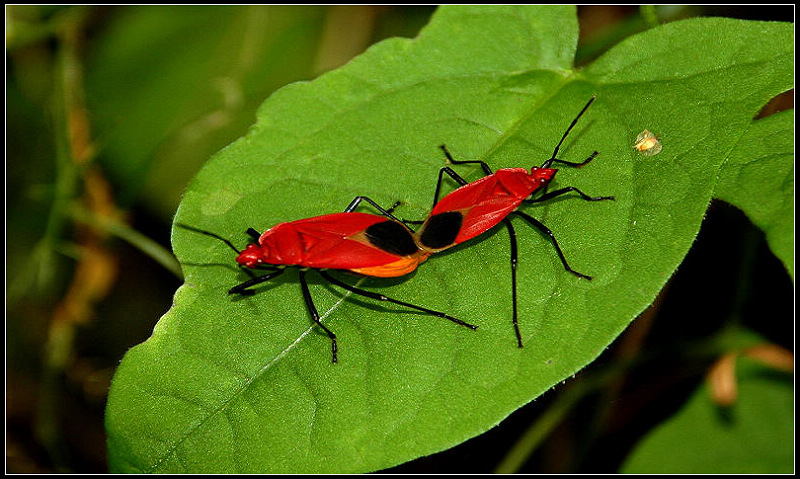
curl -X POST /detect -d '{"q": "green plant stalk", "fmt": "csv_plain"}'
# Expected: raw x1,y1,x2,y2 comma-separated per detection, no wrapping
493,362,638,474
34,18,83,471
494,383,584,473
69,206,183,279
34,8,111,469
639,6,660,29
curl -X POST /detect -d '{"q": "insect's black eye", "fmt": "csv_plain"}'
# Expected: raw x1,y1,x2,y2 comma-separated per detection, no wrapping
365,221,419,256
419,212,463,250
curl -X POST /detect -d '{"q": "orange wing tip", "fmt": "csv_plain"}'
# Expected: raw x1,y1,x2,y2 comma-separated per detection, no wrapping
349,255,429,278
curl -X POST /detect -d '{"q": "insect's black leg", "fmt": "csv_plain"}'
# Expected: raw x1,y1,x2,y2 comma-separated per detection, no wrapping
511,211,592,281
299,269,338,363
317,270,478,330
383,200,425,228
402,219,425,226
245,228,261,242
398,144,492,223
501,218,523,348
430,145,495,209
385,201,402,215
228,269,284,296
344,196,407,223
395,164,468,226
430,166,468,208
440,145,494,175
526,186,615,205
345,195,424,231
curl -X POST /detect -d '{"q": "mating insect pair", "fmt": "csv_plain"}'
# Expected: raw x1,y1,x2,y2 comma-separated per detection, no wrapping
177,97,614,363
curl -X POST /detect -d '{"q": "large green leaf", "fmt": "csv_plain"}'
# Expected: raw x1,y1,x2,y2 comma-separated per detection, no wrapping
105,6,793,473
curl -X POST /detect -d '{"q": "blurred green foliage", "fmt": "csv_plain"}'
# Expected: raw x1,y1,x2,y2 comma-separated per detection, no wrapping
5,5,793,473
622,352,793,473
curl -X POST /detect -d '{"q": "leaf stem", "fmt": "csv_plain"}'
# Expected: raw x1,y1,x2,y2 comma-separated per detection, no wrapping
639,6,660,29
69,206,183,279
493,383,583,473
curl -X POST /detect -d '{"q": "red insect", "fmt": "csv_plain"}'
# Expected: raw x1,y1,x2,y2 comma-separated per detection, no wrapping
412,97,614,347
177,196,477,363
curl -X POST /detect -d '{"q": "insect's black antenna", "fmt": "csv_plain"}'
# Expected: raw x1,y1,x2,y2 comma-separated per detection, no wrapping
543,96,596,168
175,223,242,255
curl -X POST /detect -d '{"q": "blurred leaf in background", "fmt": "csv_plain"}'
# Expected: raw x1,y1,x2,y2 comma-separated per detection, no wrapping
5,5,793,474
621,350,793,474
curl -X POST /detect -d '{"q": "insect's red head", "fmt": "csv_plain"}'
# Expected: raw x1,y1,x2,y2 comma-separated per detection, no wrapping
530,166,557,185
236,243,269,269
